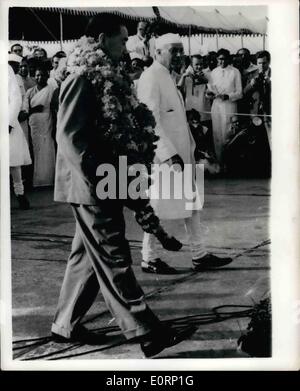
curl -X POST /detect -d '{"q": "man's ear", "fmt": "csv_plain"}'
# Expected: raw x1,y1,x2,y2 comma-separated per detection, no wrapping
98,33,105,47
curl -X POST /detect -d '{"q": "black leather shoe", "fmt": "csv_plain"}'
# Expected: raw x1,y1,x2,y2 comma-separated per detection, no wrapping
140,325,197,358
193,253,233,270
52,325,104,345
141,259,177,274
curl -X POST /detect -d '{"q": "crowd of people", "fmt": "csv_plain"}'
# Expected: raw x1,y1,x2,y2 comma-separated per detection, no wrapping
8,15,272,357
8,44,68,209
9,21,271,210
126,21,271,177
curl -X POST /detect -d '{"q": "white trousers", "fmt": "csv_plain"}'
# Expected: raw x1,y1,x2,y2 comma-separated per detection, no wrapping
10,166,24,195
142,210,207,263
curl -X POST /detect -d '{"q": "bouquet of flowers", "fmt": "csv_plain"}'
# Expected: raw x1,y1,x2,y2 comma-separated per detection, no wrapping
67,36,158,168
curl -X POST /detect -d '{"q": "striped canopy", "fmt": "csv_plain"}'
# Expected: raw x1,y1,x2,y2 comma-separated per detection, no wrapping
9,6,267,42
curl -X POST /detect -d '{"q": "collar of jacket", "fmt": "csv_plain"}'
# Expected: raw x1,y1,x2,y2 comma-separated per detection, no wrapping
153,60,171,74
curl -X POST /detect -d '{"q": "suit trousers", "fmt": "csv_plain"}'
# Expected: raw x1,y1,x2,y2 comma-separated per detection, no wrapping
51,201,160,339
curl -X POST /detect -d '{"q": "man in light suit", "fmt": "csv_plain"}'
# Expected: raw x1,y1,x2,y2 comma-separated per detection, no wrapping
137,34,233,274
51,17,194,358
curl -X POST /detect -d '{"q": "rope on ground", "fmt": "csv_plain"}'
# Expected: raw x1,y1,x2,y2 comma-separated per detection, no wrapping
11,238,270,360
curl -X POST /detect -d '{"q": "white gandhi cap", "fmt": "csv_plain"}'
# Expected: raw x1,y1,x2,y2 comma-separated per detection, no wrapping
155,33,182,50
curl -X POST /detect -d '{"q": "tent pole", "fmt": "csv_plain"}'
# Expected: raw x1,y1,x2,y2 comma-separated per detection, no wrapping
241,33,244,48
188,25,191,59
263,34,266,50
59,12,63,51
216,31,219,51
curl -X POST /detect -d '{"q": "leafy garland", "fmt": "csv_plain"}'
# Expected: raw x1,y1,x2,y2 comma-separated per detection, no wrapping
67,36,158,168
66,37,169,238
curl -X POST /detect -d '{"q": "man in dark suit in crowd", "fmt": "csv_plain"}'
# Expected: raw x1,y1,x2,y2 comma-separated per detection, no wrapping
51,16,194,358
244,50,271,116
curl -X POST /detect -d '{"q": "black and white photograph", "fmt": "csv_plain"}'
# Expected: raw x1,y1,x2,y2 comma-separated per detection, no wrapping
0,0,299,370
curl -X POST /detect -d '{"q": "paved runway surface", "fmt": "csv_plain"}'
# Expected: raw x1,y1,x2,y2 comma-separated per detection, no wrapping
9,178,270,360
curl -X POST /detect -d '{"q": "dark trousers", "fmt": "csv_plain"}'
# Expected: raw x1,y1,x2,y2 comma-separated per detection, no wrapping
51,201,160,339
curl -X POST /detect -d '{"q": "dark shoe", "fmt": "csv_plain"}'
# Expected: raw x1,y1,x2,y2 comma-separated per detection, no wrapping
193,253,232,270
16,194,30,210
52,325,104,345
141,258,177,274
140,325,197,358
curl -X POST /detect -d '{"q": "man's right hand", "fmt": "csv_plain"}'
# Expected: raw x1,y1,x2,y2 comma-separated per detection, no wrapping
164,154,184,172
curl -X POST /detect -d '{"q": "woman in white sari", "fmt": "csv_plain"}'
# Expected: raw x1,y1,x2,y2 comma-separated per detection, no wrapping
207,49,242,167
24,66,56,187
9,63,31,209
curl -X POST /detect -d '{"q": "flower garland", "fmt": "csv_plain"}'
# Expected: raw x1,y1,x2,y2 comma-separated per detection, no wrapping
67,36,158,168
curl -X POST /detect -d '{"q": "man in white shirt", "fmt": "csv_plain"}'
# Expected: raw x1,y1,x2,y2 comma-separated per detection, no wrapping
11,43,23,57
178,54,210,122
138,34,232,274
126,21,154,59
207,48,242,166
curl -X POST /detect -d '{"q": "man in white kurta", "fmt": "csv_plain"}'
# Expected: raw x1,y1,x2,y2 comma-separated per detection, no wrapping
137,34,232,274
207,49,242,166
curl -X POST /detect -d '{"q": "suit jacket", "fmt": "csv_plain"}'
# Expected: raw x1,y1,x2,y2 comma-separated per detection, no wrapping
243,68,271,115
54,73,102,205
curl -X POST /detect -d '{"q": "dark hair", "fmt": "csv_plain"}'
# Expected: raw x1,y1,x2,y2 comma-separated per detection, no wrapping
143,55,153,68
208,51,217,57
217,48,230,58
256,50,271,63
34,58,51,73
85,14,125,39
11,43,23,51
237,47,250,56
191,54,202,61
138,21,149,27
55,51,67,58
35,65,48,73
131,58,144,69
27,56,38,66
33,47,48,58
187,109,201,122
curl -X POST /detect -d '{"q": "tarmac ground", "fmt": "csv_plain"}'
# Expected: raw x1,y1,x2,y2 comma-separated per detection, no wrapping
9,177,270,361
